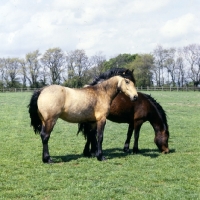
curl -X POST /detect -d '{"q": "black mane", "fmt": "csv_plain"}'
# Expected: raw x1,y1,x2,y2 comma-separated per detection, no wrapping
90,68,135,86
144,94,168,130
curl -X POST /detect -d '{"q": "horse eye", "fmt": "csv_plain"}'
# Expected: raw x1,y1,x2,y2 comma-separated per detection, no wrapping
125,79,129,84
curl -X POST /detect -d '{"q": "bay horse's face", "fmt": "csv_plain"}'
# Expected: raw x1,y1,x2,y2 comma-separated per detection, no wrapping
154,130,169,153
118,78,138,101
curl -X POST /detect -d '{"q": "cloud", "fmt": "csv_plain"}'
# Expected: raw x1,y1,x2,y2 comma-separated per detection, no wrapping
0,0,199,58
160,13,196,38
128,0,171,13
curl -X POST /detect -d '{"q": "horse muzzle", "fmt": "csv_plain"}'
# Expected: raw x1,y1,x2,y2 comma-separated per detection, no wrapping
130,95,138,101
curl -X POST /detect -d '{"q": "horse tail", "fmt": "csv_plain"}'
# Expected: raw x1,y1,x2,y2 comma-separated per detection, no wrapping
28,89,43,134
77,123,87,139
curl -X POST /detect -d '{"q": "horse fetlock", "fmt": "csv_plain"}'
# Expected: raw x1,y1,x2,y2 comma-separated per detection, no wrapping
42,156,53,163
83,149,91,157
97,153,105,161
132,147,139,154
123,144,130,153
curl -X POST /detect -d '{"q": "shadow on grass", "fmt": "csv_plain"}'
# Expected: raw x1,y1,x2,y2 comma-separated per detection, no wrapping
52,154,83,163
51,148,176,163
105,148,176,159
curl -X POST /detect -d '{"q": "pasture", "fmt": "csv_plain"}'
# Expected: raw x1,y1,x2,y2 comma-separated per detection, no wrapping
0,91,200,199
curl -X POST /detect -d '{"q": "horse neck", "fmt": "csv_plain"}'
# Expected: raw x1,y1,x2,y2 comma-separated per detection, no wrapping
97,76,119,101
147,98,168,133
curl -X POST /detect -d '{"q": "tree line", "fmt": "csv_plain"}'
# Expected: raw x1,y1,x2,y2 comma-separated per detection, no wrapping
0,43,200,88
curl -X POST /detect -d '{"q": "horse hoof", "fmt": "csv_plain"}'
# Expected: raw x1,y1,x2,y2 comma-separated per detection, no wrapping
133,148,139,154
123,147,130,153
97,155,106,161
90,152,96,157
83,151,92,158
43,157,53,163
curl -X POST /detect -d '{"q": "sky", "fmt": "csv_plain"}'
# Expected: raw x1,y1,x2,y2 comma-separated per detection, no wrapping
0,0,200,59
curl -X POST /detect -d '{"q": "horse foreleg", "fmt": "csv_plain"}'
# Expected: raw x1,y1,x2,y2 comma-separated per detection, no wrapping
96,119,106,161
132,123,142,154
123,124,134,153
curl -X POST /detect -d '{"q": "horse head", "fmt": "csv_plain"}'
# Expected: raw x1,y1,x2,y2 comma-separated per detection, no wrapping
117,77,138,101
154,129,169,154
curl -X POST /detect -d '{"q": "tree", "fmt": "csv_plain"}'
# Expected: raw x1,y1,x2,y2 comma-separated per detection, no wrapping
176,49,187,87
183,44,200,84
41,47,66,85
88,51,106,81
0,58,5,87
26,50,41,88
153,45,173,86
103,53,137,71
163,48,176,86
128,54,154,87
18,58,27,88
65,49,90,87
1,58,21,87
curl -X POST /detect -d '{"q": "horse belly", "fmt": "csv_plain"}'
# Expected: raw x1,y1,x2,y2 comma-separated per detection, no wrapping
60,106,96,123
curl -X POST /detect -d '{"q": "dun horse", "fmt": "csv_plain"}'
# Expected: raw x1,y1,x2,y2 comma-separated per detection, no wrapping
78,72,169,157
28,68,138,163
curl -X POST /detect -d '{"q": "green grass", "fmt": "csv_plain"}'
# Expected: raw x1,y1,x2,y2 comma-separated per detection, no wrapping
0,91,200,200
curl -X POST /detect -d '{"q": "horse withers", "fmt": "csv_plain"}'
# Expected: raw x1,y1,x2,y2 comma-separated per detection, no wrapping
28,69,138,163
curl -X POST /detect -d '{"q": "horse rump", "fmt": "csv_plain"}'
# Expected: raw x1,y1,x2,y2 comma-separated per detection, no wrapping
27,89,42,134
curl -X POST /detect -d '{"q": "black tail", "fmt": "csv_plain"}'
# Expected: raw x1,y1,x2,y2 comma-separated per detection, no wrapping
28,89,43,134
77,123,88,139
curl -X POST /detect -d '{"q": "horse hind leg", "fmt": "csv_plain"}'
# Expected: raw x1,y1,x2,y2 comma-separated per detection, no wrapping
40,119,55,163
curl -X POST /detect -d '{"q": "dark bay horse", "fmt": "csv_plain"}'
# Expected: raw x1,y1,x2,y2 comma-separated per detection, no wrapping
28,68,138,163
78,77,169,157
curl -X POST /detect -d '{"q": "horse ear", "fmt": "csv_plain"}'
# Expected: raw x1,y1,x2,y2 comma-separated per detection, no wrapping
131,69,134,73
123,69,129,75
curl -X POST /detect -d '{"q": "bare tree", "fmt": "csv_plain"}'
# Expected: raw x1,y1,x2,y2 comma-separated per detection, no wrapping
0,58,5,86
153,45,172,86
41,47,66,84
18,58,27,87
183,44,200,84
176,49,187,87
164,48,176,86
66,49,90,87
26,50,41,88
89,51,106,79
1,58,21,87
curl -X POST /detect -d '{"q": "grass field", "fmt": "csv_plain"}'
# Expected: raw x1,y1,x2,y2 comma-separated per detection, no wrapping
0,91,200,200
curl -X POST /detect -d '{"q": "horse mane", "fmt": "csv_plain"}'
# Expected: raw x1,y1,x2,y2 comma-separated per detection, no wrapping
90,68,135,86
144,93,168,130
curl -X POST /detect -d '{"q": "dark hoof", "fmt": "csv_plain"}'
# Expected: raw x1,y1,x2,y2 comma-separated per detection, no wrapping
97,155,106,161
123,147,130,153
43,157,53,163
133,148,139,154
90,152,97,157
83,150,92,158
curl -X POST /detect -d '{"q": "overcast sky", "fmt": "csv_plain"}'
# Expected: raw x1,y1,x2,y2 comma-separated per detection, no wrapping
0,0,200,59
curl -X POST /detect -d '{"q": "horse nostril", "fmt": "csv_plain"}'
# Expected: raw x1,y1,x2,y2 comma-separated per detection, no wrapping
133,95,138,101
